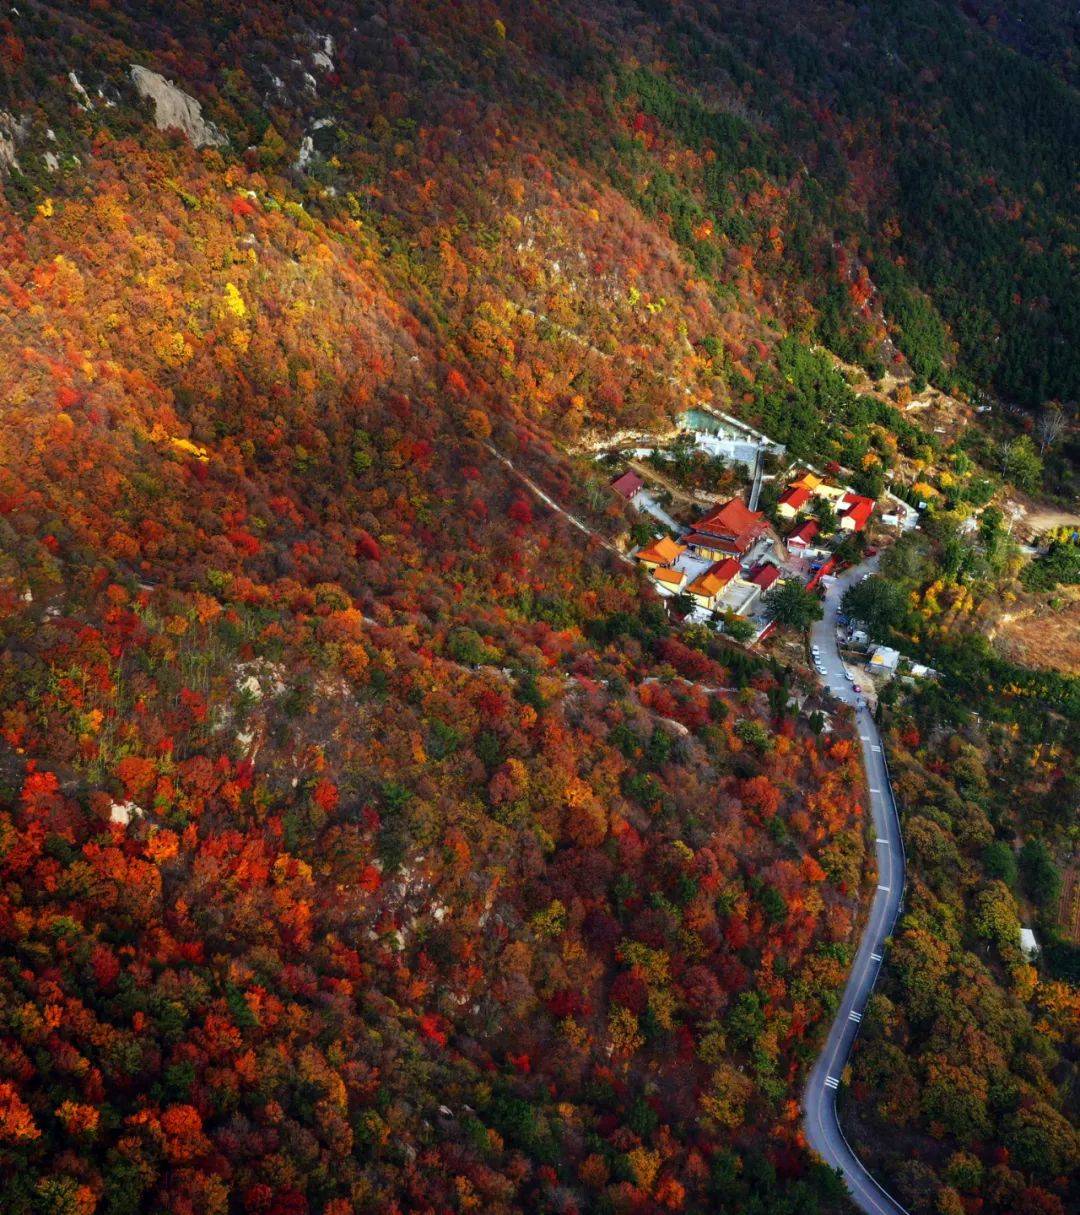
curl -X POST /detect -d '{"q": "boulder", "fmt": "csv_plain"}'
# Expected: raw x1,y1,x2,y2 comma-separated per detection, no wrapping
130,65,226,149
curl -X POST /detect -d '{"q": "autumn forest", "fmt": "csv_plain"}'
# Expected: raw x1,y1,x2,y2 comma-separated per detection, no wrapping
0,3,1076,1215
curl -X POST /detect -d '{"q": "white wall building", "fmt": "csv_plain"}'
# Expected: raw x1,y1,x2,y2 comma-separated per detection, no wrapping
869,645,901,672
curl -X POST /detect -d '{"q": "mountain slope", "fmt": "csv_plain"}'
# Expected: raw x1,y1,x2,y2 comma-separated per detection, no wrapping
0,3,1076,1214
0,8,876,1214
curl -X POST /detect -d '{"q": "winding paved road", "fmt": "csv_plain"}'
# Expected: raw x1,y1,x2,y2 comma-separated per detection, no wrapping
804,557,910,1215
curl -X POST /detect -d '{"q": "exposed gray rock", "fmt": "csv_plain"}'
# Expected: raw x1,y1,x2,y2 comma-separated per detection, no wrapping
293,118,335,174
68,70,94,110
109,800,143,827
130,65,227,149
294,135,315,173
0,111,19,174
0,111,30,174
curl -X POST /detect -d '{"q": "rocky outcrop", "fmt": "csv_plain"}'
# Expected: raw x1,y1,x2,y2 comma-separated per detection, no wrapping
130,65,226,149
0,111,23,175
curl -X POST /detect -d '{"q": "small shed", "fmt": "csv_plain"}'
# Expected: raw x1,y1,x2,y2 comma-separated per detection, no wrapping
611,470,645,502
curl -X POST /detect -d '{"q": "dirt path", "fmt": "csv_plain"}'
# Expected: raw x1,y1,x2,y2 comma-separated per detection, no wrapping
485,443,634,566
1016,504,1080,535
626,458,719,509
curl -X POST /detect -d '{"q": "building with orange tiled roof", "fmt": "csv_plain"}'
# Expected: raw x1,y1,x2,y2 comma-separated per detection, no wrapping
686,557,741,610
635,535,685,571
790,471,823,493
653,565,688,592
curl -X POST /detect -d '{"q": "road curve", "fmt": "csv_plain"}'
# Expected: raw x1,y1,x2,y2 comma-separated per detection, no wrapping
803,557,910,1215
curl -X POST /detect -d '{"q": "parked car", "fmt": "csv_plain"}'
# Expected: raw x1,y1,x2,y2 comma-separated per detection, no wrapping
853,684,862,693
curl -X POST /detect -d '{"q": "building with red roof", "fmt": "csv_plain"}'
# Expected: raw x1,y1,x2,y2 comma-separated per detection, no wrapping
610,470,644,502
777,484,812,519
685,497,767,559
786,519,819,551
806,555,837,591
839,493,875,532
749,562,781,591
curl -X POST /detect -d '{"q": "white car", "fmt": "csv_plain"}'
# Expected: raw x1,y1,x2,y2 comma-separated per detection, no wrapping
845,671,855,683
